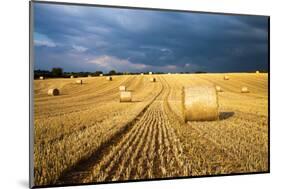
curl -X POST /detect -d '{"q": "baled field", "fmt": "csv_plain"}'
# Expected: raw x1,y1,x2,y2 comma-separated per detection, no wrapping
33,73,268,186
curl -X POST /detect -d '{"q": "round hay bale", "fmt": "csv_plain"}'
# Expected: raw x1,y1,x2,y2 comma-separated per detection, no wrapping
224,75,229,80
107,76,112,81
149,72,152,75
99,74,103,77
88,75,92,77
70,75,74,79
140,73,144,75
256,71,260,74
120,91,132,102
150,78,156,82
182,86,219,122
39,76,44,80
119,86,126,91
48,88,59,96
76,80,83,84
216,85,223,92
241,87,249,93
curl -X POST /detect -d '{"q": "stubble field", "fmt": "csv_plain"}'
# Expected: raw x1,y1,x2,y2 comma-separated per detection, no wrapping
33,73,268,186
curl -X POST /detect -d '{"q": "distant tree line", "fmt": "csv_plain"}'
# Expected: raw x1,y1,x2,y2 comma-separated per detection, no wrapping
34,68,105,79
34,67,268,79
34,68,147,79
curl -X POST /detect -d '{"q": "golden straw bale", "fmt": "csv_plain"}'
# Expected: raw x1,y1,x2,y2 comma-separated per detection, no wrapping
88,75,92,77
76,80,83,84
256,71,260,74
99,74,103,77
48,88,60,96
70,75,74,79
241,87,249,93
149,72,152,75
119,86,126,91
39,76,44,80
224,75,229,80
140,73,144,75
182,86,219,122
120,91,132,102
107,76,112,81
150,78,156,82
216,85,223,92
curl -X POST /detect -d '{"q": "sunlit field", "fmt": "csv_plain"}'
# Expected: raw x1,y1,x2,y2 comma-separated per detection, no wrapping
33,73,268,186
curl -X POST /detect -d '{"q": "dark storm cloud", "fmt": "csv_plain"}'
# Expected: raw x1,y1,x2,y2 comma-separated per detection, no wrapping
33,3,268,73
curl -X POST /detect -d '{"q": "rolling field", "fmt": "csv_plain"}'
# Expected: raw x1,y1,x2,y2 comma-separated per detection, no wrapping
33,73,268,186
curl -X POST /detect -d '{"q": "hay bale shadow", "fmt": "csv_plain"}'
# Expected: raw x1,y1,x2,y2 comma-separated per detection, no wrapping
70,83,88,86
119,100,142,103
219,112,235,120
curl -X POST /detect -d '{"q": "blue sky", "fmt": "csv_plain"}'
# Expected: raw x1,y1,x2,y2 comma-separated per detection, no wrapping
33,2,269,73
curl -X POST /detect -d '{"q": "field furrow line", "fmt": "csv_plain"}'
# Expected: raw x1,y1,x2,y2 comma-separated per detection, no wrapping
159,76,187,175
145,108,158,178
100,113,153,181
35,76,145,120
130,107,156,179
34,76,161,148
161,76,244,174
35,76,135,110
56,76,164,185
118,116,152,181
34,76,131,103
197,75,267,98
130,114,154,179
162,115,185,176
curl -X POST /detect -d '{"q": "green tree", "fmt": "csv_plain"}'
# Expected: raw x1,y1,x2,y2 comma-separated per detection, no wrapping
109,70,116,75
51,67,63,77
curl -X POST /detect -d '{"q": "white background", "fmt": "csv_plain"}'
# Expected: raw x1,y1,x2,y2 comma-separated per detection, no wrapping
0,0,279,188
